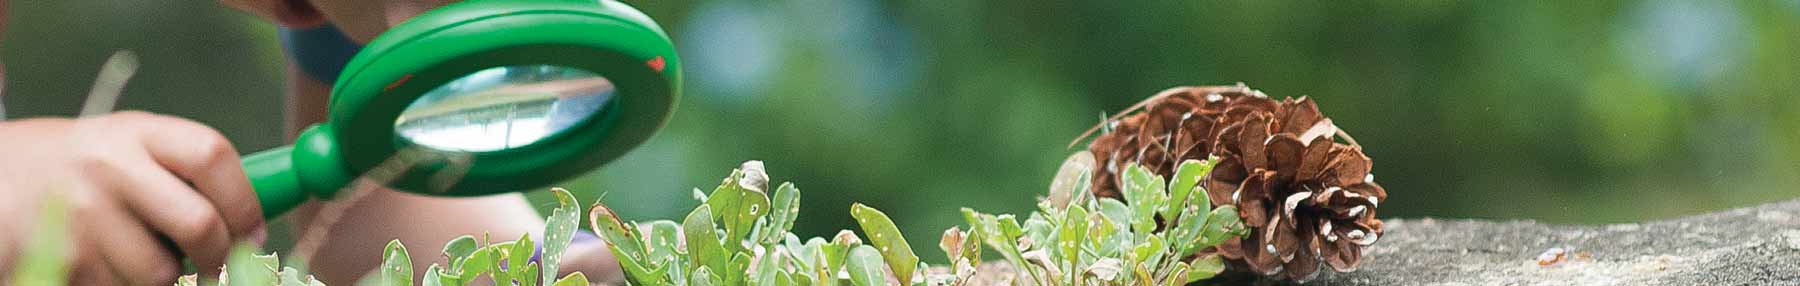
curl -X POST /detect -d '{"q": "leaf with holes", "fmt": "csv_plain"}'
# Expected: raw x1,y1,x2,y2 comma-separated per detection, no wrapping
761,182,801,245
685,204,729,276
590,199,645,262
1120,164,1167,234
541,188,582,284
1166,159,1214,220
708,169,772,248
378,240,412,286
852,203,919,286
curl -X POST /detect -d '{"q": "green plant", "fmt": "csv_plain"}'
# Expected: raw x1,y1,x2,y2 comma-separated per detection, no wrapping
167,188,592,286
589,161,935,286
958,157,1248,286
8,195,73,286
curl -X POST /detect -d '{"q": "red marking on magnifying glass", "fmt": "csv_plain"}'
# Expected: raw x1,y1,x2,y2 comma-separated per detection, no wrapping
647,56,666,72
384,74,414,92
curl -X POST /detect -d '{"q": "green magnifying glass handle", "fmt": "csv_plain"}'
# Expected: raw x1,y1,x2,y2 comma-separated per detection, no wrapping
244,146,307,218
241,124,353,219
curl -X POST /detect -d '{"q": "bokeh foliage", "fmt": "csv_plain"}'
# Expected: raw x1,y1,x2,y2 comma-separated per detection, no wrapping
5,0,1798,263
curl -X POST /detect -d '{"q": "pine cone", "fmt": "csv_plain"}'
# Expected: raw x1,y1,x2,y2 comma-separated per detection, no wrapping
1079,84,1387,280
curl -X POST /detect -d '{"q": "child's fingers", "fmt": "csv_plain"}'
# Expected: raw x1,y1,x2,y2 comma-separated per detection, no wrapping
109,153,235,279
68,251,120,285
118,111,264,239
70,186,182,285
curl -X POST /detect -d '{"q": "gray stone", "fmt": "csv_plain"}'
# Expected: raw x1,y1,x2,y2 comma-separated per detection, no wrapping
964,198,1800,286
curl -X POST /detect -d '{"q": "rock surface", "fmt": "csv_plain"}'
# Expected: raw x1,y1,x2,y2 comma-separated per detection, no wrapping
965,198,1800,286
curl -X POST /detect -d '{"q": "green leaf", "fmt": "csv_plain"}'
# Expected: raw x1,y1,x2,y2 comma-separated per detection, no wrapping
553,272,591,286
775,270,795,286
996,214,1027,248
462,247,496,283
811,237,842,286
913,262,931,286
9,196,70,286
1132,263,1153,286
725,252,754,286
692,266,719,286
643,220,685,270
1165,159,1215,220
959,209,1019,264
937,227,981,269
826,230,859,272
590,200,646,261
1186,254,1226,281
845,246,889,286
281,266,315,286
1059,205,1089,272
422,265,445,286
753,245,786,286
786,234,820,270
1197,206,1247,246
541,188,584,284
443,235,478,274
959,228,983,270
509,234,536,279
611,243,666,286
762,182,802,245
225,245,280,286
1129,235,1165,274
1086,212,1122,258
521,263,541,286
489,243,516,284
1095,198,1132,236
1169,205,1213,257
708,169,772,248
1162,262,1189,286
851,203,919,286
684,205,730,275
1120,164,1168,234
1022,215,1054,252
493,246,514,284
379,240,413,286
965,210,1042,285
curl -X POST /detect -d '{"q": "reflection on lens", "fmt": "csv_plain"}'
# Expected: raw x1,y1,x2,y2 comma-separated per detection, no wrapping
395,65,614,152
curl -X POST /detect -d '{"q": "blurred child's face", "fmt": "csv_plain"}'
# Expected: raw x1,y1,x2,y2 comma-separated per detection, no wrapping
232,0,481,44
307,0,459,43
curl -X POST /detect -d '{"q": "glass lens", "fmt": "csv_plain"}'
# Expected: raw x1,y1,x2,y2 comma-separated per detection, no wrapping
395,65,615,152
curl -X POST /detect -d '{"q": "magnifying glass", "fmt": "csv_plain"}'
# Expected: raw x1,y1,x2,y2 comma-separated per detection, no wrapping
240,0,680,218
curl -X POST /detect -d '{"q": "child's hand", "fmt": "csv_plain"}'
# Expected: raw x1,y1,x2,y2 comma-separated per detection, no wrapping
0,111,264,285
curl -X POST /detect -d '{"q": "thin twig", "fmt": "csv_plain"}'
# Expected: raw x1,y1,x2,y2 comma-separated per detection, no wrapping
1068,88,1180,149
1336,129,1361,147
288,147,472,264
79,51,138,117
1067,85,1254,149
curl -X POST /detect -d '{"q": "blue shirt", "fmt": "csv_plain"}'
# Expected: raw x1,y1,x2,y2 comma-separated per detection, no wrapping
282,24,363,83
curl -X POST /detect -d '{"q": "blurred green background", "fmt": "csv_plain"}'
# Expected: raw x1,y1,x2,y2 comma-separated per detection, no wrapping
6,1,1798,261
